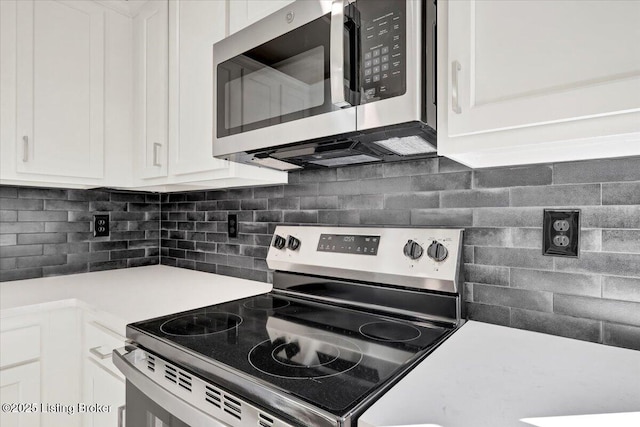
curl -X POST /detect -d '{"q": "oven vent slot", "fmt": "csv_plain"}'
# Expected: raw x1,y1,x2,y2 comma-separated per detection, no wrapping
259,413,274,427
178,372,192,392
204,385,222,409
147,355,155,372
223,394,242,420
164,364,177,384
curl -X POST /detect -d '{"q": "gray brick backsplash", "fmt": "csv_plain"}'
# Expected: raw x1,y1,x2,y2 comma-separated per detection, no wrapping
0,185,158,282
554,157,640,184
2,155,639,349
474,165,552,188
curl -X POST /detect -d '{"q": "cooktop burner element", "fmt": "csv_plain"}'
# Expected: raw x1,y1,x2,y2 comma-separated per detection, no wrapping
248,334,363,380
242,295,290,311
359,321,422,342
159,312,242,336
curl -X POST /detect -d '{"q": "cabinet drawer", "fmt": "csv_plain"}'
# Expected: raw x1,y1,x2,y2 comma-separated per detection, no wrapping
85,321,126,379
0,325,41,368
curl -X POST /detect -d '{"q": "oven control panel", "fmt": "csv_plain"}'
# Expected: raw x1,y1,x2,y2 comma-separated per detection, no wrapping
317,234,380,255
360,1,406,103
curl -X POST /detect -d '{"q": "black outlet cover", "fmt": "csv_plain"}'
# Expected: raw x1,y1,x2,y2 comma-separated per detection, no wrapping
542,209,580,257
94,214,110,237
228,214,238,238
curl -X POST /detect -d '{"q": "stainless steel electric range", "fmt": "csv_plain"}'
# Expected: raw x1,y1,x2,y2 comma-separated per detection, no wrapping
114,226,465,427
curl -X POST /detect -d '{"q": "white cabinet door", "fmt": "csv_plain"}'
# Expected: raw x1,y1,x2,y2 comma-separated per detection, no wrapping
446,0,640,137
134,0,169,180
14,0,105,179
168,0,229,176
0,362,41,427
228,0,295,35
83,360,125,427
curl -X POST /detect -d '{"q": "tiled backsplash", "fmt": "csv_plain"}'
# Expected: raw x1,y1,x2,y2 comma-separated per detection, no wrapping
1,156,639,350
159,156,640,350
0,187,159,281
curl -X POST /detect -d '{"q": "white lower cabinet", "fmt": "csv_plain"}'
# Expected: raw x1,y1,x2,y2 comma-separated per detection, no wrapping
0,362,41,427
83,360,125,427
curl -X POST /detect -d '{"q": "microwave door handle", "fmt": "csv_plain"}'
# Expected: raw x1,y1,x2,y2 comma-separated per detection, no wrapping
330,0,351,107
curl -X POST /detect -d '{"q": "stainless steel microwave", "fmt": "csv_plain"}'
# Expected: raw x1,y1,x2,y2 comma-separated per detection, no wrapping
213,0,436,170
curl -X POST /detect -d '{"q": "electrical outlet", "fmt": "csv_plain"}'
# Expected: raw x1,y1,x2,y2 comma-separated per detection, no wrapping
228,214,238,238
94,214,110,237
543,209,580,257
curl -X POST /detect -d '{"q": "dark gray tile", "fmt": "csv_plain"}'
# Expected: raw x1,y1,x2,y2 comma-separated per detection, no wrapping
1,258,16,270
554,157,640,184
337,164,383,181
217,244,240,255
68,212,95,222
161,257,177,267
300,196,339,210
18,187,67,199
195,242,217,252
0,267,43,282
464,228,510,247
602,182,640,205
184,192,205,202
339,195,383,210
206,211,226,221
90,201,127,212
17,233,66,245
554,294,640,326
360,177,412,195
90,260,127,272
254,185,284,199
383,159,438,177
128,258,159,268
466,302,510,326
176,259,196,270
441,189,509,208
0,198,43,210
195,201,218,211
510,228,542,249
168,193,186,203
510,268,601,297
464,264,509,286
555,252,640,277
602,230,640,253
44,200,88,211
67,252,110,263
229,234,255,246
16,254,66,268
111,212,145,221
255,234,273,247
44,222,90,232
0,234,17,246
128,203,157,212
581,206,640,229
411,172,473,192
205,253,228,265
43,242,88,255
463,246,474,263
0,211,17,221
227,255,254,268
474,247,553,269
168,248,186,259
68,189,110,201
111,249,145,260
602,276,640,303
360,210,410,225
580,229,602,252
411,209,473,226
43,263,88,277
241,199,268,210
438,157,471,173
603,323,640,351
206,232,228,243
195,262,217,274
254,258,269,271
318,210,360,225
283,210,318,224
90,241,127,251
146,193,162,203
0,187,18,198
318,181,359,196
110,192,145,203
185,211,205,222
463,283,473,302
186,250,206,262
474,208,541,227
227,188,254,199
205,191,227,200
176,202,196,211
1,222,45,234
284,183,319,197
217,265,268,282
268,198,300,210
383,192,439,209
298,168,337,183
511,308,600,343
196,222,217,232
241,246,268,258
474,284,553,312
474,165,552,188
254,211,283,223
18,211,67,222
510,184,601,207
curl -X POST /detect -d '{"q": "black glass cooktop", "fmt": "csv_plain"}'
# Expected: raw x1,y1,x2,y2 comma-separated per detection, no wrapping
128,294,450,416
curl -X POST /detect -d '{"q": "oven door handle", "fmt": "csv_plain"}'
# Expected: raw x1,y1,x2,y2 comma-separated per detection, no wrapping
112,347,227,427
330,0,353,108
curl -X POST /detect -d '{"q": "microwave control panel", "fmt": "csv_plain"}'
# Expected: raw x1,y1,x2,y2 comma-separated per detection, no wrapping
360,1,406,103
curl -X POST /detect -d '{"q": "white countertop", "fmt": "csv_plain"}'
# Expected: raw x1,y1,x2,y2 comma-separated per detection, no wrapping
359,321,640,427
0,265,271,335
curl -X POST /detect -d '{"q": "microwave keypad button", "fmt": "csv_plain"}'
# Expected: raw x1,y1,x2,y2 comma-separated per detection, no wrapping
381,55,389,63
381,46,389,55
364,68,373,76
373,49,381,57
373,74,381,82
381,63,389,72
364,60,372,68
364,52,372,60
372,57,381,66
373,65,381,74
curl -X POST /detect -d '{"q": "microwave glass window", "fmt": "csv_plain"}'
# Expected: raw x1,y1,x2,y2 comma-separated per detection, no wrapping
224,46,325,129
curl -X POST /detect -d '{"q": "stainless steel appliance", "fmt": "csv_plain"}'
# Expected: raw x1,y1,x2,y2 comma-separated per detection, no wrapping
114,226,464,426
213,0,437,170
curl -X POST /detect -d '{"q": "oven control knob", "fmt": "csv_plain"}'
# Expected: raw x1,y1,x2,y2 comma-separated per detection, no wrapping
287,236,301,251
427,241,448,262
272,235,286,249
403,240,424,260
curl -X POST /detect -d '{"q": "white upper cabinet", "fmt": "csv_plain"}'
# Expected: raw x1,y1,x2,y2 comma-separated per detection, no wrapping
133,0,169,180
228,0,296,35
438,0,640,168
168,0,228,176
